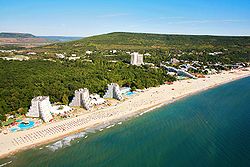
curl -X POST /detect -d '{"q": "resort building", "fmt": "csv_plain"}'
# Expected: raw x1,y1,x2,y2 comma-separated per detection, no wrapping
55,53,65,59
0,55,29,61
144,53,151,56
90,94,106,105
86,50,93,55
179,64,198,71
177,70,197,79
51,105,73,115
27,52,37,55
120,87,131,94
208,52,223,56
26,96,53,123
103,83,123,101
130,52,144,66
67,56,81,61
170,58,180,64
69,88,92,110
110,50,117,54
0,49,16,53
160,64,178,73
160,64,197,79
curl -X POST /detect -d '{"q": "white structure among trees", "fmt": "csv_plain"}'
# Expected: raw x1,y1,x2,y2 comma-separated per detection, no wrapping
69,88,92,110
90,94,106,105
130,52,144,66
103,83,123,101
26,96,53,123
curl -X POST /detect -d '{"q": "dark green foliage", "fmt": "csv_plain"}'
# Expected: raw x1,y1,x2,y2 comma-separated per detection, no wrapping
17,107,27,115
0,114,6,122
62,94,69,105
0,59,174,118
0,45,26,50
38,36,83,42
36,32,250,64
39,32,250,52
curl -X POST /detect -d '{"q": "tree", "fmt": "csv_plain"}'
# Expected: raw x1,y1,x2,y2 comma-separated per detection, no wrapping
131,86,136,92
17,107,27,115
62,94,69,105
0,114,6,122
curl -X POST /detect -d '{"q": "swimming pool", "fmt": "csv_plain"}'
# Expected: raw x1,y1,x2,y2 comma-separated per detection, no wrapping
10,120,35,132
126,92,136,96
18,121,35,130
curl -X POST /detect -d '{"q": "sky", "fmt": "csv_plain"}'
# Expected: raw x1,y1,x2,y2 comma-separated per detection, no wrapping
0,0,250,37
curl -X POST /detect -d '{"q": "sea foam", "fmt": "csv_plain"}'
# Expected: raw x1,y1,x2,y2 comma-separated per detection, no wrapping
47,132,86,151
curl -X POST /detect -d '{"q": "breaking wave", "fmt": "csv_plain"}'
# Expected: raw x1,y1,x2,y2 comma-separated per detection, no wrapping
46,132,86,151
0,161,12,167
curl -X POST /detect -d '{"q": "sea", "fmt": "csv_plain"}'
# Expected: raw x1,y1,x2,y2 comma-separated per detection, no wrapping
0,77,250,167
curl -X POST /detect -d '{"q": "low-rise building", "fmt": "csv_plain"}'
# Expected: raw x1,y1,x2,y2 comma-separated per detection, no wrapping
208,52,223,56
27,52,36,55
110,50,117,54
86,50,93,55
170,58,180,64
55,53,65,59
0,49,16,53
67,57,81,60
144,53,151,56
179,64,198,71
0,55,29,61
120,87,131,94
160,64,197,79
90,94,106,105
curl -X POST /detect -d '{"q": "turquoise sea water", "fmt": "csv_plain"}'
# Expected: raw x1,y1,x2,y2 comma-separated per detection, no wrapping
1,77,250,167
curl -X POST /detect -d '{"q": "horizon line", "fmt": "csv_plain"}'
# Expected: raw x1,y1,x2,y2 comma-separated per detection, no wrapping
1,31,250,38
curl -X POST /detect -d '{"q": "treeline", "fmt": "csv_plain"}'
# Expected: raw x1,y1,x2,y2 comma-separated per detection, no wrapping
37,32,250,52
0,59,175,121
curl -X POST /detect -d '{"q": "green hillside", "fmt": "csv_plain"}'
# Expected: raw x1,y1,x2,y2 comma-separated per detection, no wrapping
41,32,250,52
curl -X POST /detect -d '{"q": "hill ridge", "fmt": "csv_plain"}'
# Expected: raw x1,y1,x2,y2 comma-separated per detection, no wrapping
41,32,250,52
0,32,36,38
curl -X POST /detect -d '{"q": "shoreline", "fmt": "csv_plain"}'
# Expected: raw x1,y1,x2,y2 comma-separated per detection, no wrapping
0,69,250,159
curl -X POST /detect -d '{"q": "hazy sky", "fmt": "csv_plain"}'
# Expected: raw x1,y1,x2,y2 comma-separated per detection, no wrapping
0,0,250,36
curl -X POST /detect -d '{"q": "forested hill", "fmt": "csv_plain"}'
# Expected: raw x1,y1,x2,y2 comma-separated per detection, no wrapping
0,32,36,38
41,32,250,51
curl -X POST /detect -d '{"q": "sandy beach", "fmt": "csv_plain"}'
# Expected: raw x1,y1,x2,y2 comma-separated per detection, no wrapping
0,68,250,159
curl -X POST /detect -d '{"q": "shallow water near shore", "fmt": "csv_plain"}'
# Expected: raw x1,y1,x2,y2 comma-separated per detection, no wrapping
1,77,250,167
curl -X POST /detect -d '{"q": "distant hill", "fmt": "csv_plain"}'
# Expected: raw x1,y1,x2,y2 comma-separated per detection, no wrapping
0,32,36,38
38,36,83,42
42,32,250,52
0,32,82,48
0,33,50,48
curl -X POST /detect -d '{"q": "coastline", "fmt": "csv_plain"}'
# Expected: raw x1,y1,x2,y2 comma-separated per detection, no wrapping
0,68,250,159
